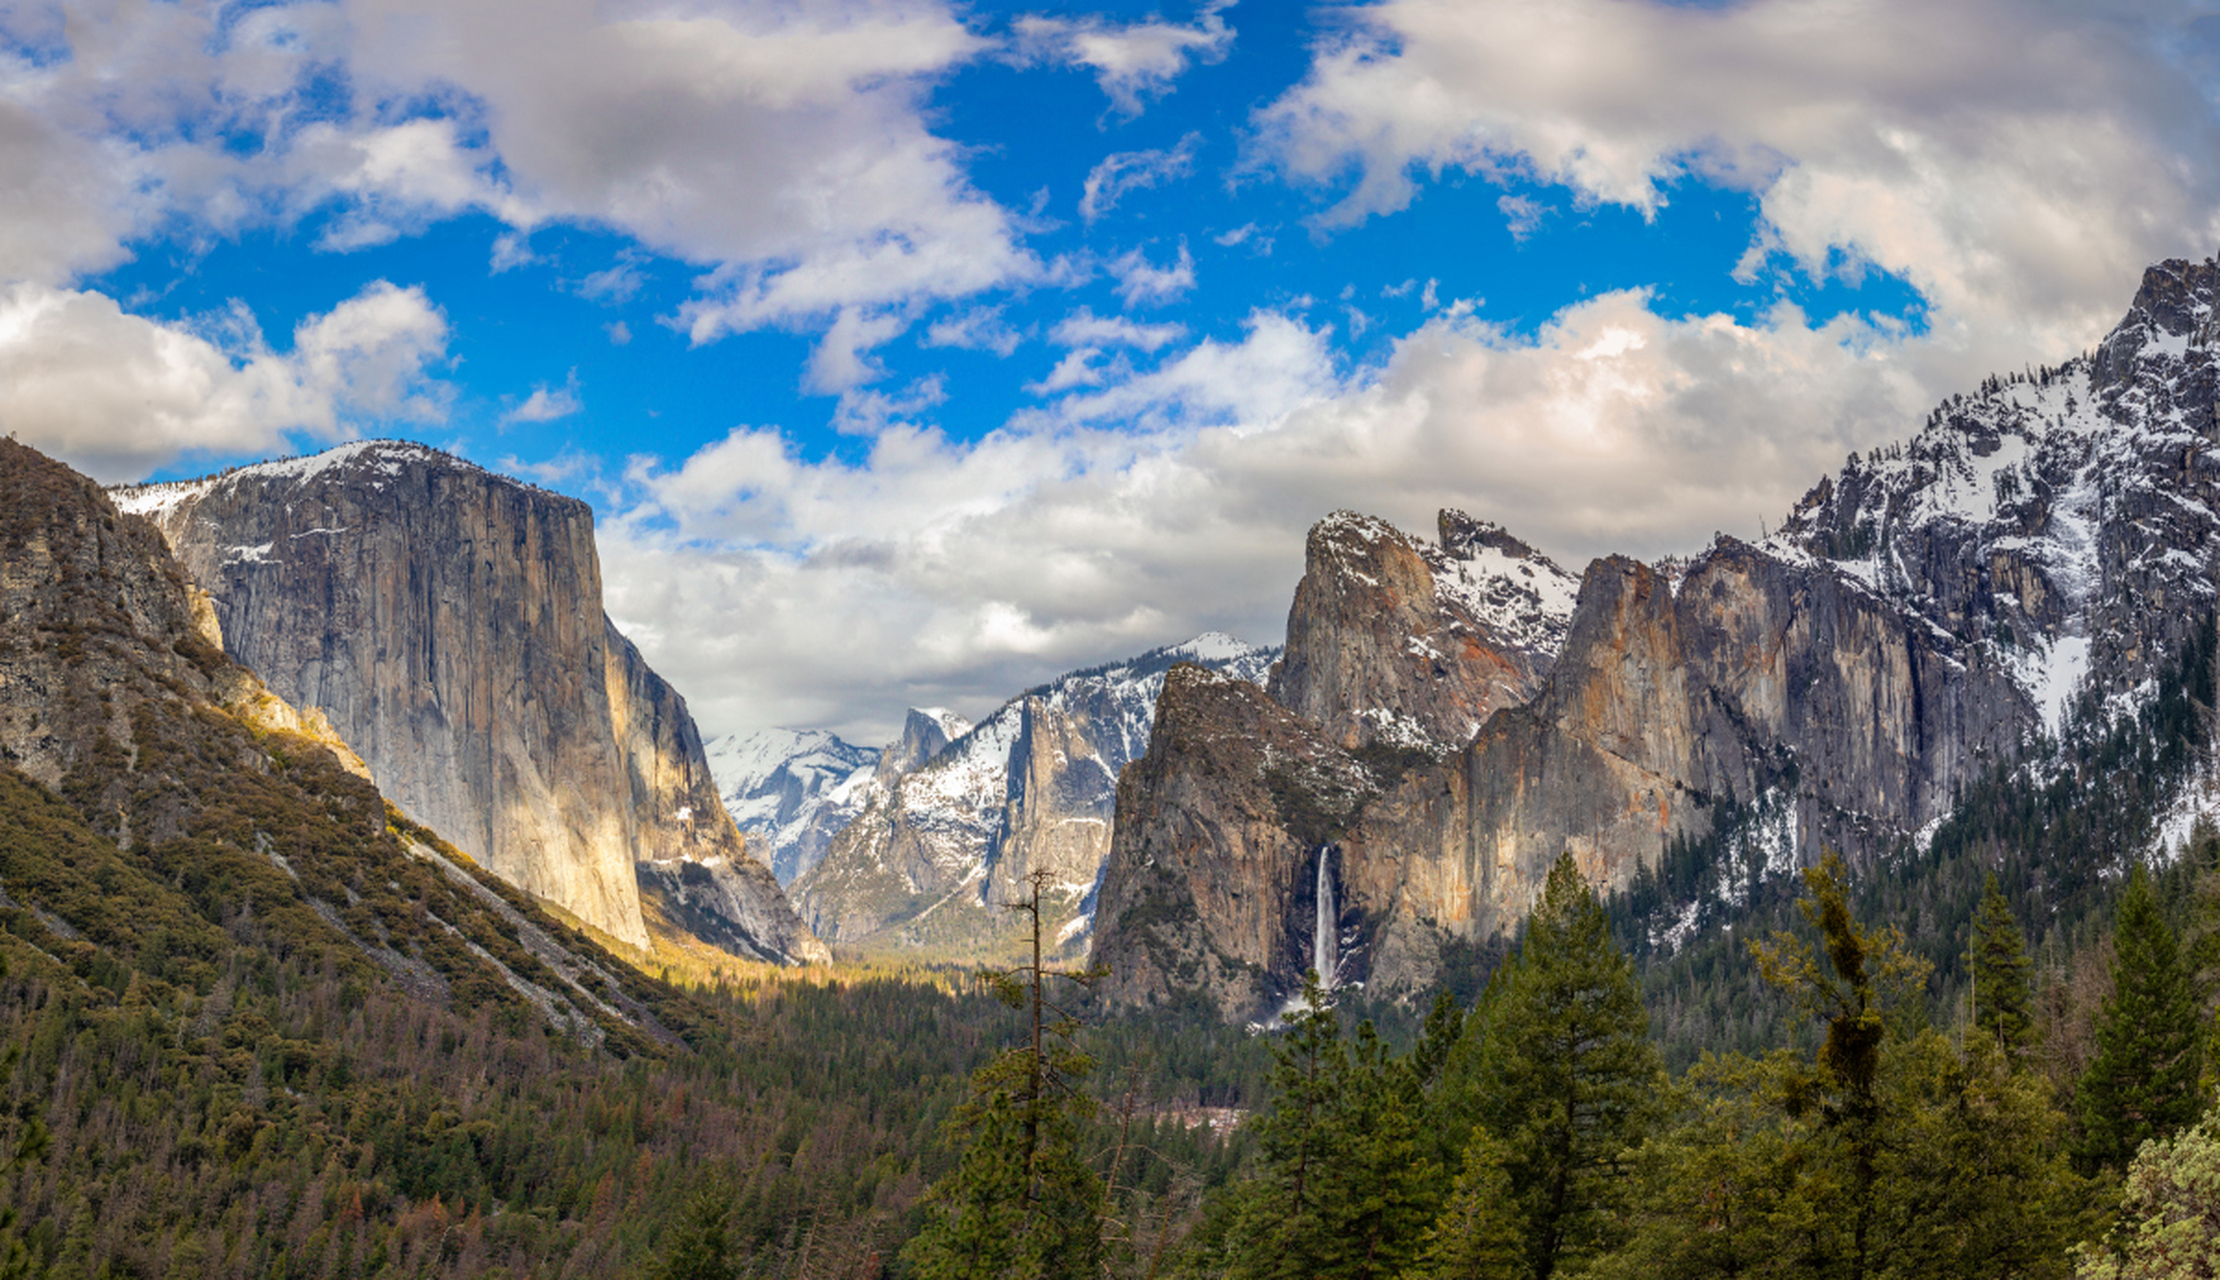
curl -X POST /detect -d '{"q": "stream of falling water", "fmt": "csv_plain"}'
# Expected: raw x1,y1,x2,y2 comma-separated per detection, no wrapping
1313,846,1336,988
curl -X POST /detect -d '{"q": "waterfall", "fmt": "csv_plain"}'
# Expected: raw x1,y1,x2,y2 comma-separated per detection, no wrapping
1313,846,1336,988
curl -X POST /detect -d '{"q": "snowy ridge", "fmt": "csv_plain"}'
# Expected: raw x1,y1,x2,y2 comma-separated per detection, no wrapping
1775,257,2220,748
1424,522,1581,658
704,728,880,886
791,632,1279,948
109,439,553,524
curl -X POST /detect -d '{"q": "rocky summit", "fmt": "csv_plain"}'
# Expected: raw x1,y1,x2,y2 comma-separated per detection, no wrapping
790,635,1275,958
1093,256,2220,1022
112,440,825,965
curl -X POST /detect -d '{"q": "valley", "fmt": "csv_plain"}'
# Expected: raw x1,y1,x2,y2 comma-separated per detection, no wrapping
6,256,2220,1276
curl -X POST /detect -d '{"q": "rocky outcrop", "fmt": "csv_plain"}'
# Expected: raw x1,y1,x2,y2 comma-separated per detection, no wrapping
610,625,829,964
112,440,823,963
1090,664,1374,1018
706,727,881,886
1268,509,1578,753
1095,253,2220,1017
0,437,690,1047
792,635,1276,957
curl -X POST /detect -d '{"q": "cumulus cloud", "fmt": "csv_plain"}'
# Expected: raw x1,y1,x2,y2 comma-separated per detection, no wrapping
0,0,1030,354
1013,4,1234,117
0,280,450,481
601,282,1967,743
1080,133,1202,222
1251,0,2220,368
504,371,583,425
1109,241,1196,307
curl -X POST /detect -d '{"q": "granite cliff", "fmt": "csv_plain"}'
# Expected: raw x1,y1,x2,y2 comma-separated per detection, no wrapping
0,437,687,1049
112,441,824,964
1269,509,1578,754
1094,257,2220,1020
791,636,1275,958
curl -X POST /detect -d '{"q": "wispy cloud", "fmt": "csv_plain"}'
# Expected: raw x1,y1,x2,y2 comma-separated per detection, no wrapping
1012,3,1235,117
1081,134,1202,222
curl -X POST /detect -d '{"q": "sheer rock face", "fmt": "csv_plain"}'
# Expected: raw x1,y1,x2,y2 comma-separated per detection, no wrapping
1097,502,2046,1012
792,637,1275,957
1100,257,2220,1018
112,441,823,963
610,626,830,964
1090,665,1369,1019
1267,509,1578,754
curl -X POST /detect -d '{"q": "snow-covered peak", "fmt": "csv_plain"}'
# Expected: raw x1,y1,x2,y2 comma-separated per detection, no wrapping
912,706,973,743
1424,509,1580,659
706,727,877,801
1774,254,2220,740
705,726,881,886
109,439,552,523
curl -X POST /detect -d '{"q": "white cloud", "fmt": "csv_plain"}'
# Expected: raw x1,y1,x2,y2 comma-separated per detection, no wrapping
504,371,583,424
1498,194,1549,241
1012,4,1234,117
601,272,2045,743
925,305,1023,356
1050,307,1186,352
0,279,450,481
1026,348,1113,395
1080,133,1201,222
805,307,912,395
1109,241,1196,307
0,0,1032,356
1251,0,2220,369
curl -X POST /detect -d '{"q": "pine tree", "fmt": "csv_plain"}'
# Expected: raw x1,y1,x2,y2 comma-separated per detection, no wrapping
1971,872,2037,1054
1459,852,1663,1280
648,1188,739,1280
2074,1102,2220,1278
2078,863,2204,1173
1751,849,1929,1280
1405,1130,1523,1280
903,870,1103,1280
1222,976,1439,1280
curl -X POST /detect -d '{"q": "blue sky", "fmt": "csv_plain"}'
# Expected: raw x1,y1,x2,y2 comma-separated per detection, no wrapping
5,0,2219,741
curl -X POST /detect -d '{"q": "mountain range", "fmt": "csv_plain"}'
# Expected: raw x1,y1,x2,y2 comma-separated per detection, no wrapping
1092,255,2220,1022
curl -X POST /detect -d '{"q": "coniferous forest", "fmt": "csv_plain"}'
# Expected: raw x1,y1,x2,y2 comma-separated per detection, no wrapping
16,712,2220,1279
7,463,2220,1277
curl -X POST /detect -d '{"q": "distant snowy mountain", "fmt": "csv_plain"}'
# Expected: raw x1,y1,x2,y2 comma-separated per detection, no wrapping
705,729,881,886
791,633,1279,956
1775,257,2220,743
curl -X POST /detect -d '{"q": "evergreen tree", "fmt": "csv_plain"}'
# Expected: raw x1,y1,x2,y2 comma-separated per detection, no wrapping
1220,976,1439,1280
1330,1021,1438,1279
648,1187,739,1280
1404,1130,1523,1280
1751,850,1929,1280
904,870,1103,1280
1458,852,1663,1280
2074,1101,2220,1279
2078,863,2203,1173
1970,872,2037,1054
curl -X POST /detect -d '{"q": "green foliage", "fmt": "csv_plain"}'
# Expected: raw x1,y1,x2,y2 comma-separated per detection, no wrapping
648,1188,739,1280
904,871,1106,1280
1206,976,1438,1280
1402,1130,1521,1280
2075,1103,2220,1279
1971,872,2038,1054
1453,853,1662,1279
2078,864,2205,1173
1600,858,2095,1280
